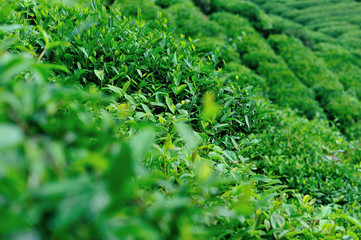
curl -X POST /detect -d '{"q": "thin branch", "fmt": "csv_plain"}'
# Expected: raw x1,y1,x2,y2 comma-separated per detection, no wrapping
37,47,47,64
28,47,48,82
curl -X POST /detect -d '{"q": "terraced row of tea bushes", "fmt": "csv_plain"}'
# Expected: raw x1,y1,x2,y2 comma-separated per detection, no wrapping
250,0,361,53
250,0,355,10
285,2,361,27
209,12,323,119
190,0,273,32
250,0,361,27
268,15,361,61
180,0,360,127
338,30,361,56
315,43,361,100
268,34,361,139
269,15,340,50
166,1,223,38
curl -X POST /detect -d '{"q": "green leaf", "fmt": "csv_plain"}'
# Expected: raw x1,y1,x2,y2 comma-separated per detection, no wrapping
175,122,199,151
12,45,37,56
231,138,240,151
136,69,142,78
284,231,302,237
245,115,250,129
141,103,155,121
176,84,187,95
46,41,71,50
94,69,104,82
35,63,70,73
264,219,270,231
106,143,134,201
336,214,361,230
0,54,34,82
106,84,123,96
38,26,50,46
201,92,221,123
0,124,24,150
270,214,285,229
90,0,98,10
166,96,175,114
233,183,254,216
0,24,28,33
250,175,271,182
122,81,131,93
129,127,155,162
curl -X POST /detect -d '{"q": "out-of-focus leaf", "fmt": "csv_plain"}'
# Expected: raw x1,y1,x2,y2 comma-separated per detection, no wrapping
129,127,155,162
175,122,199,151
336,214,361,230
250,175,271,182
0,24,28,33
106,143,134,201
0,54,34,82
46,41,71,50
270,214,285,229
201,92,221,123
0,124,24,150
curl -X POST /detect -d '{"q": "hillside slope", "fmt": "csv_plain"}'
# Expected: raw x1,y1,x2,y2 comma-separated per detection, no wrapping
0,0,361,239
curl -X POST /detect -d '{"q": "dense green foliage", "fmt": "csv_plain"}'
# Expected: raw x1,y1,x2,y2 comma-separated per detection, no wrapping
1,0,360,239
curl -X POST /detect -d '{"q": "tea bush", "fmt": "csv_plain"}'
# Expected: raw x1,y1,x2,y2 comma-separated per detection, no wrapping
268,34,361,139
236,30,323,118
166,0,224,38
193,37,240,66
249,107,361,206
250,0,361,41
315,43,361,100
222,62,267,90
209,12,324,118
269,15,337,48
211,0,273,31
209,12,253,38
